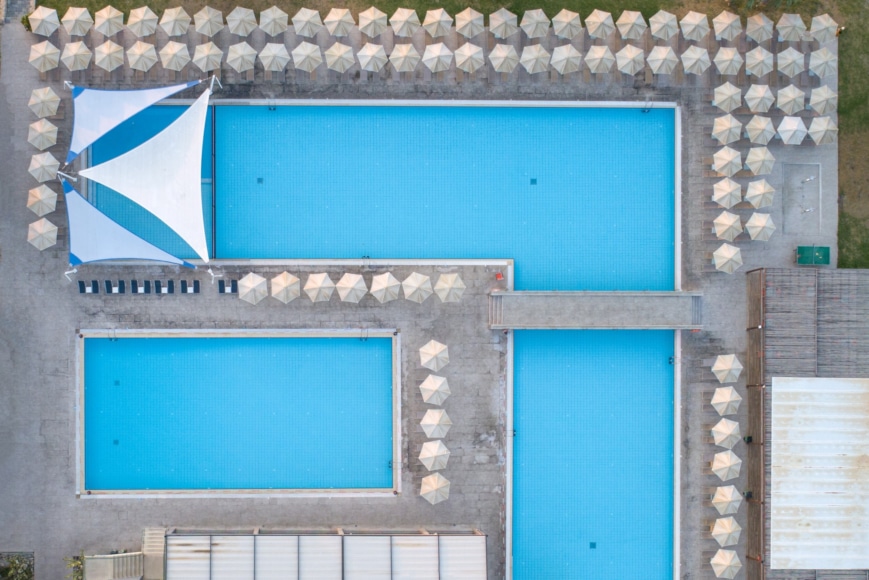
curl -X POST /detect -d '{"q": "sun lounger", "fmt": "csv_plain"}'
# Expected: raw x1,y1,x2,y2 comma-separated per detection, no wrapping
104,280,126,294
180,280,200,294
218,280,238,294
78,280,99,294
131,280,151,294
154,280,175,294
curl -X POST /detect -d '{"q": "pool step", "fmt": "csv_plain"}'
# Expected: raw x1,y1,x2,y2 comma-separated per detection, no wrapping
142,528,166,580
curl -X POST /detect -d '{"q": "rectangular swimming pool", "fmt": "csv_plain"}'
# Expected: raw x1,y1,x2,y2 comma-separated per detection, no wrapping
77,330,399,495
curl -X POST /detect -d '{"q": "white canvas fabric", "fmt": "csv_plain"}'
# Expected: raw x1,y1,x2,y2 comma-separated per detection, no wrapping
79,88,211,262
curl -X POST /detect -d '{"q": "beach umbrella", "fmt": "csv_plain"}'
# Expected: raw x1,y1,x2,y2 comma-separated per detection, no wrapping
455,43,484,74
745,147,775,175
680,11,709,41
712,178,741,209
238,272,267,305
712,517,742,547
390,8,420,38
712,485,743,515
370,272,401,303
745,115,775,145
744,84,774,113
616,45,644,75
422,43,453,73
424,8,453,38
420,409,452,438
292,8,322,38
713,48,743,76
403,272,434,302
389,44,420,72
585,9,614,39
227,7,257,36
616,10,646,40
292,41,323,73
681,46,711,75
777,13,806,42
419,374,450,405
777,47,804,78
712,450,742,481
550,45,582,75
489,44,519,73
270,272,300,303
420,472,450,505
745,179,775,208
711,549,742,579
160,7,191,36
29,87,60,118
777,84,805,114
193,42,223,71
304,273,335,302
419,440,450,471
746,13,773,43
194,6,224,37
713,11,741,41
809,85,837,114
745,46,773,77
745,213,776,241
27,185,58,217
520,45,550,74
358,7,387,37
585,46,615,74
259,6,289,36
647,47,678,75
28,118,57,150
61,41,92,71
649,10,677,41
325,42,354,73
456,8,484,38
712,243,743,274
808,117,838,145
434,273,466,302
127,7,158,37
28,152,59,182
714,211,743,241
713,354,743,383
94,40,124,72
358,42,387,72
711,418,742,449
552,9,581,40
29,6,60,36
127,41,157,72
419,340,449,371
324,8,355,37
713,146,741,177
95,6,124,36
226,42,257,72
62,7,93,36
712,114,742,145
777,116,807,145
811,14,838,43
27,218,58,250
713,82,741,113
809,48,837,78
336,273,368,303
490,8,518,39
521,9,550,39
711,387,742,416
160,41,190,71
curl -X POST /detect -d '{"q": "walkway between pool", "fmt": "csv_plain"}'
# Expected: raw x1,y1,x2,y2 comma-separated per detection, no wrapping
488,291,703,329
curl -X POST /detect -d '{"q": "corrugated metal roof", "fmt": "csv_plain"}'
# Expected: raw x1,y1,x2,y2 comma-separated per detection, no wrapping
254,536,298,580
771,377,869,569
344,536,391,579
299,536,342,579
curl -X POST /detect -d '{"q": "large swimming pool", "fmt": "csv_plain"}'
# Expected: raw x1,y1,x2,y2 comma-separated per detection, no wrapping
90,102,676,291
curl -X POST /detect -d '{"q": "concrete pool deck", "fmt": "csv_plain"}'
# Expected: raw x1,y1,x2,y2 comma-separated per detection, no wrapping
0,17,839,580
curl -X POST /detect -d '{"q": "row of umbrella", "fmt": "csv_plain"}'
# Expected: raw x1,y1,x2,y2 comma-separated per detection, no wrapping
713,211,776,242
28,6,839,45
713,178,775,210
419,339,452,505
713,146,775,177
713,82,837,115
236,271,466,305
713,114,838,147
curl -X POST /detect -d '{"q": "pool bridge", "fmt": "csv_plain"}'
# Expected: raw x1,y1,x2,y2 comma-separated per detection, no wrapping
488,291,703,330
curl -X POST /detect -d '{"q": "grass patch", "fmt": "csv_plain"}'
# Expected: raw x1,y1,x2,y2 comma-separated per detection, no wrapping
837,210,869,268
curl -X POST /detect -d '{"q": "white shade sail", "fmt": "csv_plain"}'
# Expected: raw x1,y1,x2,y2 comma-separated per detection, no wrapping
28,118,58,150
127,7,158,37
586,46,615,74
711,387,742,416
809,85,836,114
358,6,387,37
292,41,323,73
160,41,190,71
28,218,58,250
713,243,743,274
194,6,224,37
27,185,58,216
390,8,419,37
424,8,453,38
711,418,742,449
745,115,775,145
336,273,368,303
712,450,742,481
434,273,466,302
712,11,741,40
304,273,335,302
745,179,775,208
746,13,773,42
712,178,741,209
420,340,449,371
62,7,93,36
227,7,257,36
712,354,743,383
712,516,742,547
370,272,401,302
94,40,124,72
712,485,743,515
713,48,743,76
259,6,288,36
422,43,453,73
455,8,484,38
713,82,741,113
745,212,776,241
419,374,450,405
551,45,582,75
490,8,518,39
552,9,581,39
403,272,434,302
712,114,742,145
777,116,807,145
29,87,60,117
808,116,838,145
680,11,709,41
270,272,300,303
78,88,211,262
713,146,741,177
681,46,711,75
585,9,614,39
489,44,519,73
713,210,742,241
711,549,742,579
777,13,806,41
389,44,419,72
325,42,354,72
455,43,484,74
160,7,191,36
520,45,550,74
647,46,678,75
324,8,354,36
358,43,387,72
292,7,323,38
61,41,92,71
777,47,805,78
238,272,267,305
616,45,644,75
29,6,60,36
809,47,837,78
616,10,646,40
744,84,774,113
811,14,838,43
420,472,450,504
649,10,677,40
520,9,549,38
193,42,223,71
29,152,59,182
419,440,450,471
420,409,452,438
745,146,776,175
745,46,773,77
95,6,124,36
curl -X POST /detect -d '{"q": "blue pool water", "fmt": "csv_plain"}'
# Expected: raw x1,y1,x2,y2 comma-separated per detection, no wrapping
91,104,675,291
84,336,394,490
513,330,674,579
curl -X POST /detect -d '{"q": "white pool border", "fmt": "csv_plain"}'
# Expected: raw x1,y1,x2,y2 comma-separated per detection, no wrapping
75,328,402,499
